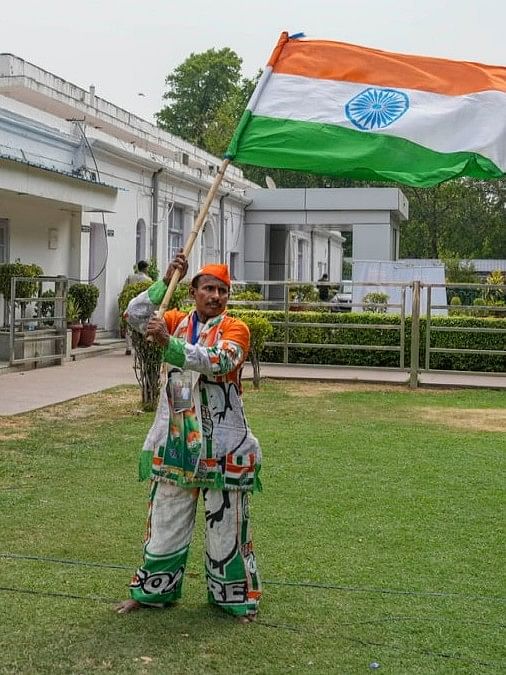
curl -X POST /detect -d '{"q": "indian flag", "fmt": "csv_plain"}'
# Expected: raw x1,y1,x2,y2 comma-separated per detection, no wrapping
226,32,506,187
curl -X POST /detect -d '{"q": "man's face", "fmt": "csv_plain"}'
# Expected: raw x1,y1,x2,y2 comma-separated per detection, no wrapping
190,275,229,320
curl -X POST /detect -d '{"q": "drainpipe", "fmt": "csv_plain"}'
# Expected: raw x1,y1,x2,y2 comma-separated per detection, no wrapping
219,193,230,263
310,230,314,281
151,168,163,260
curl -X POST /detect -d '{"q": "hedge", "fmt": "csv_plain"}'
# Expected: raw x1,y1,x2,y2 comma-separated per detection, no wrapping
229,310,506,373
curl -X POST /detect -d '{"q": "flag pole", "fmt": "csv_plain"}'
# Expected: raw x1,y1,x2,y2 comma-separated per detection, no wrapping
156,158,230,318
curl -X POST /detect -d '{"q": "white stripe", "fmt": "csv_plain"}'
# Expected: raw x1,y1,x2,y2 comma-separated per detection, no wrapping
253,73,506,170
246,65,272,112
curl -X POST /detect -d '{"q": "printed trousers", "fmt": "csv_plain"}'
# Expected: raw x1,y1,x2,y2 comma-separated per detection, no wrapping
129,481,261,617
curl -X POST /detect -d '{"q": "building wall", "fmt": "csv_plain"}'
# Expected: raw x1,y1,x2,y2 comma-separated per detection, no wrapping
0,196,73,275
0,56,254,331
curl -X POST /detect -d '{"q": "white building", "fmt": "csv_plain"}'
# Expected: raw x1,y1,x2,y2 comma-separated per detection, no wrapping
0,54,406,334
0,53,256,331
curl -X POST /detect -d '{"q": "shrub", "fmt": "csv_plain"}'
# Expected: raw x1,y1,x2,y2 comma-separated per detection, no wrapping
34,289,55,326
231,311,273,389
362,291,389,313
449,295,463,316
117,280,153,330
444,257,479,284
483,270,505,304
231,309,505,373
0,261,43,321
66,295,82,325
119,279,190,411
68,283,99,323
147,258,159,281
231,290,264,309
289,284,318,303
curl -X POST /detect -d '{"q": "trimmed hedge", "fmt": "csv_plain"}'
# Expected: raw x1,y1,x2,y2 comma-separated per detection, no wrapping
229,310,506,373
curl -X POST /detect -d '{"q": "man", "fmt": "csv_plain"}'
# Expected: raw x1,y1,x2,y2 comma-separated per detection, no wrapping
117,253,262,623
317,273,330,302
123,260,152,355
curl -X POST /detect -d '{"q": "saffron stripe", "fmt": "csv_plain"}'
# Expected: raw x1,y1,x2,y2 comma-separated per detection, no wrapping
230,115,503,188
269,35,506,95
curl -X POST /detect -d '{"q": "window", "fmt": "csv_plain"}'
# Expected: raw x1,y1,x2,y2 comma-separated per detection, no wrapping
136,219,146,262
317,262,328,279
0,219,9,263
168,206,184,261
297,239,307,281
229,252,239,281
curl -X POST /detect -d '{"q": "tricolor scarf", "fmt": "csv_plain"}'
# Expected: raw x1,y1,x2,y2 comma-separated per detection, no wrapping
139,312,260,492
139,312,223,479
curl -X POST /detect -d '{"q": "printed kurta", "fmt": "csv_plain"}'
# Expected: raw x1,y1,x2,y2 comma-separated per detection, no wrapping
124,280,263,617
125,280,262,491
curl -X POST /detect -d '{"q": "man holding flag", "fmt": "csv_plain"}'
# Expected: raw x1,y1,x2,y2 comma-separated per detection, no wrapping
116,30,504,623
117,253,262,622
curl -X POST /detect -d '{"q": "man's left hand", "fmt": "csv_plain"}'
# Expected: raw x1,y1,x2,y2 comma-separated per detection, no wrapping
146,317,171,346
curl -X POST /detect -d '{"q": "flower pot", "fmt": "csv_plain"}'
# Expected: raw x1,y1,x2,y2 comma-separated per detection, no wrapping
78,323,97,347
70,323,82,349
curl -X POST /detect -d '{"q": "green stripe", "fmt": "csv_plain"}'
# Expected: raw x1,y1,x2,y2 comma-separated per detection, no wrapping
225,109,252,159
230,115,504,188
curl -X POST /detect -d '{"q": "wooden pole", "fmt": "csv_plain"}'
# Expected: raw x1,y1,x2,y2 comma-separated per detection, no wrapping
156,158,230,318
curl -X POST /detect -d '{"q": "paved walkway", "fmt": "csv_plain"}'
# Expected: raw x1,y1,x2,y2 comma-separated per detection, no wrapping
0,350,504,415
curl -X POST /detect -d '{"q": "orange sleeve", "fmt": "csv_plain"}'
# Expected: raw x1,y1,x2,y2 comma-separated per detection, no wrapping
163,309,188,335
221,316,250,356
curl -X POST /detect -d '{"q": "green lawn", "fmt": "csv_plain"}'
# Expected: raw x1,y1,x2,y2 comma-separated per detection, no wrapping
0,381,504,674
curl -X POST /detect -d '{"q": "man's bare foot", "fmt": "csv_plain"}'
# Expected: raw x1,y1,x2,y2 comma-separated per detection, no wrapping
115,599,141,614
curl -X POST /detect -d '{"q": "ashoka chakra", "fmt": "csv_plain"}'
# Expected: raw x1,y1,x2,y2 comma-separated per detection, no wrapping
345,87,409,131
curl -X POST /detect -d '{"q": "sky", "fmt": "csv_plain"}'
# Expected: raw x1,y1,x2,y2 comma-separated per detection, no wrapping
1,0,505,123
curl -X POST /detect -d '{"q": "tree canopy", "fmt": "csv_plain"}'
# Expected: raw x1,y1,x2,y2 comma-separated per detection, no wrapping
400,179,506,259
156,48,243,148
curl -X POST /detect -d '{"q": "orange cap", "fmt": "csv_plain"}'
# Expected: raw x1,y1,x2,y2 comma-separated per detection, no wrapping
192,263,231,287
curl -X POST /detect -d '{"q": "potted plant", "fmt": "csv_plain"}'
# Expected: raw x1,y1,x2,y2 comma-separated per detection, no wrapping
68,283,99,347
0,260,43,325
289,284,318,311
66,295,82,349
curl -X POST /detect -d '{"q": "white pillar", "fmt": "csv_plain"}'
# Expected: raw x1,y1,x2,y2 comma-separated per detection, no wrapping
352,222,397,261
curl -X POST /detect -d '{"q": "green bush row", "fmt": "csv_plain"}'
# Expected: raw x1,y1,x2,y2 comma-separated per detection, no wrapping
229,310,506,373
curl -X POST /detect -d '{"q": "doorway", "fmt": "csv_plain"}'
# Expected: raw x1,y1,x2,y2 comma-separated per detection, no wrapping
88,222,107,328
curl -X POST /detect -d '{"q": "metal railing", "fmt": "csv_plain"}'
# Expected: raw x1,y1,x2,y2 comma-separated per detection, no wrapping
229,279,506,388
422,281,506,380
5,276,68,367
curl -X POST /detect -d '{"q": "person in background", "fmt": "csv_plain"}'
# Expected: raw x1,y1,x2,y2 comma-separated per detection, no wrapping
123,260,152,355
317,273,330,302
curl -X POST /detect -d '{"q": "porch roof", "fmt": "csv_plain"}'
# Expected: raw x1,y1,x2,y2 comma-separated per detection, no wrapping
0,155,117,213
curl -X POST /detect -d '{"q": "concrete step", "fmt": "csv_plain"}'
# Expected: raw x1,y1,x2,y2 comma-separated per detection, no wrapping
95,329,120,340
70,337,126,361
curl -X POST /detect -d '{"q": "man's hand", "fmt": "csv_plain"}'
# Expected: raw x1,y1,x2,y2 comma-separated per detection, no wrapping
163,251,188,286
146,317,171,346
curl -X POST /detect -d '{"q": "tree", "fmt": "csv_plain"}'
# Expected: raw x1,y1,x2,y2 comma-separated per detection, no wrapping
203,75,258,157
156,49,363,191
118,281,190,411
400,179,506,259
156,48,243,148
239,313,273,389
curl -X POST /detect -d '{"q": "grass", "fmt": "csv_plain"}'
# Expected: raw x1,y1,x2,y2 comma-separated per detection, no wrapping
0,381,505,674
